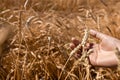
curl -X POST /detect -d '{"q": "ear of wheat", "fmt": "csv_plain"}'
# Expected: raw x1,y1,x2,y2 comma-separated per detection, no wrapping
58,28,90,80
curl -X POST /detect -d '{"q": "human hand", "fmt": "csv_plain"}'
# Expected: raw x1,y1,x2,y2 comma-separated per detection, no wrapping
70,30,120,67
0,22,12,56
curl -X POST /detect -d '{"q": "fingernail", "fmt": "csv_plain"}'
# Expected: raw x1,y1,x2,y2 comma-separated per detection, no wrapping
71,37,76,41
69,43,75,49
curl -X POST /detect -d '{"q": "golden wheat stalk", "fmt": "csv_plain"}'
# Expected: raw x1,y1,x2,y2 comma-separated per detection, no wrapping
14,11,23,80
115,48,120,71
25,16,36,36
65,49,92,80
24,0,29,10
0,9,10,15
58,28,89,80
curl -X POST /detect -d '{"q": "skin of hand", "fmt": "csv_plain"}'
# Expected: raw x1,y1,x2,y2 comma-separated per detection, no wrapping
0,22,12,56
70,30,120,67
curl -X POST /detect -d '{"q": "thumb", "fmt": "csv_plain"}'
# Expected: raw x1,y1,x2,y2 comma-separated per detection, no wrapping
90,29,108,40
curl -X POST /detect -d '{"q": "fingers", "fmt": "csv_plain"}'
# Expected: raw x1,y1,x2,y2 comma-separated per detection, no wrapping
90,29,108,40
70,43,75,50
70,42,82,58
71,37,80,46
70,37,94,59
70,37,94,51
85,43,94,51
70,38,82,58
70,38,80,50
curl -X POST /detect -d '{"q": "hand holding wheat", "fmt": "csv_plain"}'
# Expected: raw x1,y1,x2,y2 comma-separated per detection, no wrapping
71,30,120,67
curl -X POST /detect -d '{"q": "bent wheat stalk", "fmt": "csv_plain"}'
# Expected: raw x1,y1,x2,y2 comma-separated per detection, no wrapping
65,49,93,80
58,28,89,80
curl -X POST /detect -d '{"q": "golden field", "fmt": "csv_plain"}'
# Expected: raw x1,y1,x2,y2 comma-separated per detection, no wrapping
0,0,120,80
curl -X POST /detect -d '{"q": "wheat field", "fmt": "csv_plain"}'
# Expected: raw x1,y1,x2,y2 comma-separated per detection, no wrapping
0,0,120,80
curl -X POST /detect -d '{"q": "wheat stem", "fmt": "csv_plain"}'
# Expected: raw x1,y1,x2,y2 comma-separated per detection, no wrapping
58,28,89,80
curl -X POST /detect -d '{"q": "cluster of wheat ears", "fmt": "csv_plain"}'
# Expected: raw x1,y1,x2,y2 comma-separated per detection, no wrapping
0,0,120,80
